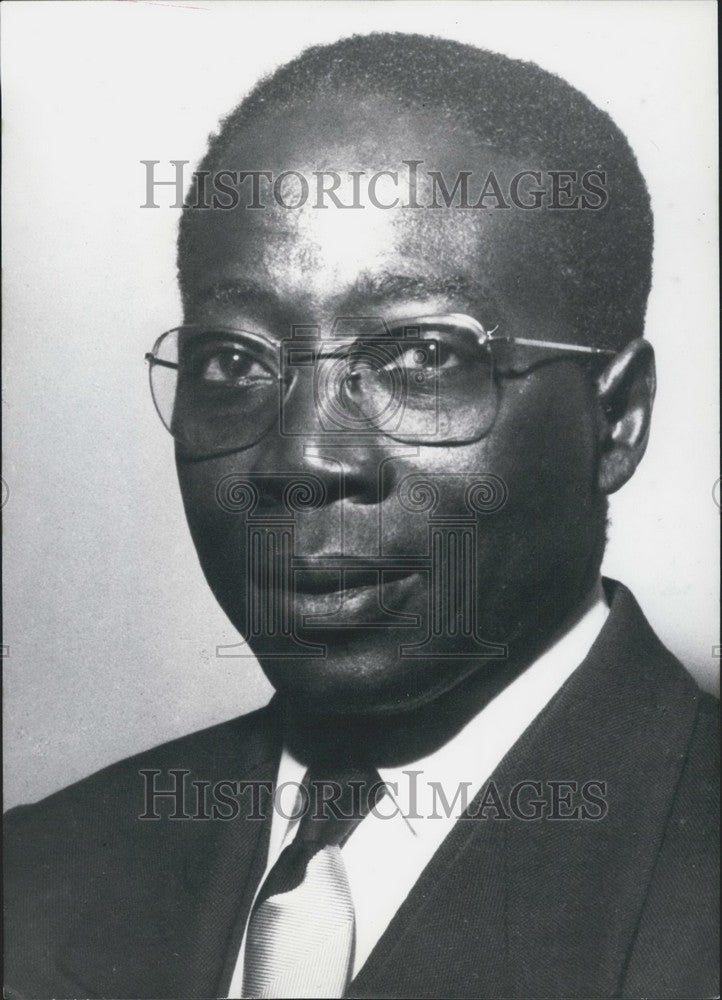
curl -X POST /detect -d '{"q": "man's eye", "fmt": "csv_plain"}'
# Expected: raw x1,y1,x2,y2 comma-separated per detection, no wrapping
391,338,465,372
185,344,274,385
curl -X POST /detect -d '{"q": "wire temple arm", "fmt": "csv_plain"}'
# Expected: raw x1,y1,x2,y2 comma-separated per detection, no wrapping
493,336,616,357
145,354,179,370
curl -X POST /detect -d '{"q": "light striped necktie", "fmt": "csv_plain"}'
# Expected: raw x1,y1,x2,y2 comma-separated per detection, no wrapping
242,768,383,999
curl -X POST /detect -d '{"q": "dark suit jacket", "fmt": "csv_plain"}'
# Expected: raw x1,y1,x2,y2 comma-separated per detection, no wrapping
4,581,719,999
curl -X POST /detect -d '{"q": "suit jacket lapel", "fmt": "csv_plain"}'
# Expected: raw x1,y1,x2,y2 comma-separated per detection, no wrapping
181,749,278,997
58,701,282,998
349,581,700,999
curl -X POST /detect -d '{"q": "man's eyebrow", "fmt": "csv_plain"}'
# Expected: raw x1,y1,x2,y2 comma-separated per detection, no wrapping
196,278,282,311
345,272,488,307
194,273,491,312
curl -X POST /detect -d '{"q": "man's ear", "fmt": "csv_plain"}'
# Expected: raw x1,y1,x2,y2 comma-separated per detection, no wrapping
596,338,656,494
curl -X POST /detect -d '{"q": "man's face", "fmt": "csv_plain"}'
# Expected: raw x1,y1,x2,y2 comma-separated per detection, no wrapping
176,102,606,715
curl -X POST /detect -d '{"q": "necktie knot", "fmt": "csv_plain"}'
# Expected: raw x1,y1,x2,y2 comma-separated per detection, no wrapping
255,768,383,906
295,767,384,849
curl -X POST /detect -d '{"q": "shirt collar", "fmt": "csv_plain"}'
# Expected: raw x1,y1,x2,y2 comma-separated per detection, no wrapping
378,579,609,834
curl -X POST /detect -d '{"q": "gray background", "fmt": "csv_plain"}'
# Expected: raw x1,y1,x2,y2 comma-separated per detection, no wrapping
2,0,719,809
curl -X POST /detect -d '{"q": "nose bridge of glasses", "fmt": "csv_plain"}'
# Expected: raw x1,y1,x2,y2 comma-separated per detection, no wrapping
256,353,394,501
280,345,369,443
281,354,327,428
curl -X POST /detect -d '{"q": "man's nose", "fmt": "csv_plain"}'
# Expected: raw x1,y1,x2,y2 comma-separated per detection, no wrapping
248,364,395,508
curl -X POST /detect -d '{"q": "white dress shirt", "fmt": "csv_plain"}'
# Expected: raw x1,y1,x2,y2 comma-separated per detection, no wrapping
228,581,609,996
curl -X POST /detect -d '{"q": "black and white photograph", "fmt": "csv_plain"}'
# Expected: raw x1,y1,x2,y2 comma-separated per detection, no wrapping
2,2,719,997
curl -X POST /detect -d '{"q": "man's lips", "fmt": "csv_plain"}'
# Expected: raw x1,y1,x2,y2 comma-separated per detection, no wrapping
245,554,425,623
292,568,416,595
290,556,424,595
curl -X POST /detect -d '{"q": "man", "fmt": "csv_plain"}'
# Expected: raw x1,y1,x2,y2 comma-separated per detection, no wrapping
4,32,718,999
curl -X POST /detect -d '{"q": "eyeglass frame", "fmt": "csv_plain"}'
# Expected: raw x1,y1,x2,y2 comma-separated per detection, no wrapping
145,312,617,451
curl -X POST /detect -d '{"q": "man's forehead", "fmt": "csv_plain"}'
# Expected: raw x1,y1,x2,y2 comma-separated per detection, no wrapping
181,189,561,332
181,106,570,327
181,179,509,315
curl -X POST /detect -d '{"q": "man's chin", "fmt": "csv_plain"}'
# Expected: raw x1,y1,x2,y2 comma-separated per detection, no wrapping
258,659,413,717
254,645,490,719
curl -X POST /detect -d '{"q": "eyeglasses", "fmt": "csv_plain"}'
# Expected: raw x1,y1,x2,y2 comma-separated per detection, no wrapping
145,313,615,456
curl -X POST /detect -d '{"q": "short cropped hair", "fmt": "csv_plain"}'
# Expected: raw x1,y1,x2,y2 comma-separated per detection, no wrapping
178,32,653,347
